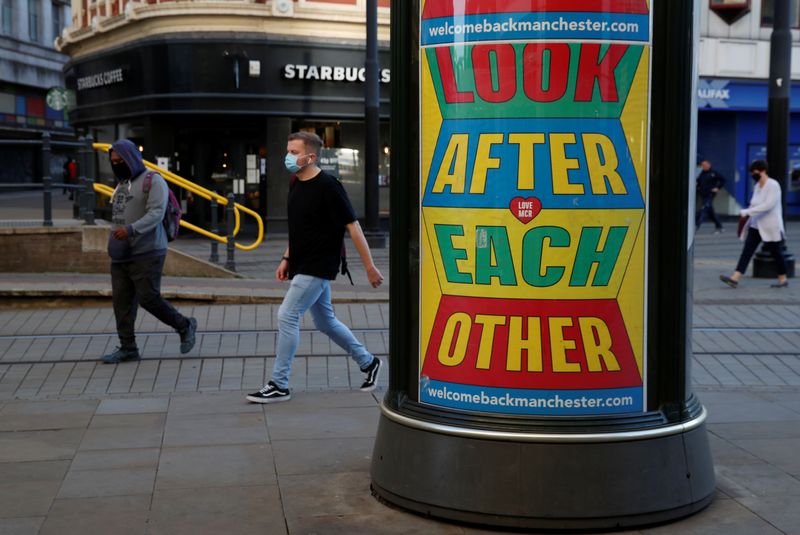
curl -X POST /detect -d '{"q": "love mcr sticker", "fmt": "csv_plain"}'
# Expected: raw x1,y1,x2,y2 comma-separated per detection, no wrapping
509,197,542,224
418,0,652,417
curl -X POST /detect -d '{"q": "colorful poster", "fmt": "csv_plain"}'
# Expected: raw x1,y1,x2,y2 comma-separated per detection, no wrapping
419,1,652,416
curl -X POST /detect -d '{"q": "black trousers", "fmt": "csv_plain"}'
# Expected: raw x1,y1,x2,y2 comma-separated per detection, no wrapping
735,227,787,276
111,256,188,349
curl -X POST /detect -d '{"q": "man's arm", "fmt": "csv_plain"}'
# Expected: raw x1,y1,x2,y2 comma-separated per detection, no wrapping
276,247,290,281
346,220,383,288
714,172,725,192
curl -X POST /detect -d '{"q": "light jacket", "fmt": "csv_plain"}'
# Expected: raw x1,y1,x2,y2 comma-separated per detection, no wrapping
741,177,785,243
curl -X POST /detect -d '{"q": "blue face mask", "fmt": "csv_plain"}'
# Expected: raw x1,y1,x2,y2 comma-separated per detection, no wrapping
284,153,307,173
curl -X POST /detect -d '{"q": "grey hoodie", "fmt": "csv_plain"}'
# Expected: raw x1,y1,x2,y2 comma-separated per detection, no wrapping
107,140,168,262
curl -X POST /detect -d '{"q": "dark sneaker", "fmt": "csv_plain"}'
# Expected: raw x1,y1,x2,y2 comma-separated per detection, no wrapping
246,381,291,404
179,317,197,354
101,347,140,364
359,357,382,392
770,281,789,288
719,275,738,289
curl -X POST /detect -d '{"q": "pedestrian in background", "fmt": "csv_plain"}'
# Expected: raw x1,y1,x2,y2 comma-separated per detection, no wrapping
63,157,77,198
720,159,788,289
246,131,384,404
101,139,197,363
695,159,726,233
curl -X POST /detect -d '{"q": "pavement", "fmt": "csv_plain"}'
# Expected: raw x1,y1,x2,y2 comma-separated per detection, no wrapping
1,191,800,534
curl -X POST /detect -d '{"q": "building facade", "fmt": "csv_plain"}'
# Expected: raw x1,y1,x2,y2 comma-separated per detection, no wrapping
699,0,800,216
1,0,73,182
57,0,391,231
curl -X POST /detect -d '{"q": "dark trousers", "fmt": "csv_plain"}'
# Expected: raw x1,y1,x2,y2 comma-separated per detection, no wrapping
695,194,722,229
735,227,787,276
111,256,188,349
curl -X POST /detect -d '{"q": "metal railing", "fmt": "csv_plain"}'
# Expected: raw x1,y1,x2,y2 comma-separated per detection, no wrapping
91,143,264,257
0,133,266,271
0,132,84,227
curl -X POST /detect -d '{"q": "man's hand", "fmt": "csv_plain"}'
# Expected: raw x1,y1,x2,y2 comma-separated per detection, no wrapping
113,227,129,240
276,259,289,282
367,265,384,288
711,187,719,193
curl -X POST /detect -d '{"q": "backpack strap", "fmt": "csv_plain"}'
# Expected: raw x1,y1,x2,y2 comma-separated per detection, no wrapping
142,171,155,194
340,240,353,285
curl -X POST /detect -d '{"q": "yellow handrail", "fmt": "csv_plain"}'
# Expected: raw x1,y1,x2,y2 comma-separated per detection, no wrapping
91,143,264,251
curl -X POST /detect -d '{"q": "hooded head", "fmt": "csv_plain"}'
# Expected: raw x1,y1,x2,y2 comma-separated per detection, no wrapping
109,139,146,181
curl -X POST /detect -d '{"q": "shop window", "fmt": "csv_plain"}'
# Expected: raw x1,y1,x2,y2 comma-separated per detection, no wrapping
295,122,342,148
761,0,800,27
1,0,12,35
52,2,62,40
28,0,40,42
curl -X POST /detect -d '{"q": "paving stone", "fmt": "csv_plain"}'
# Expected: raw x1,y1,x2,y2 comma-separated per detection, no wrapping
156,444,275,490
272,437,374,476
279,471,381,521
707,432,763,467
39,495,150,535
0,399,97,431
78,417,164,451
731,437,800,477
96,397,169,415
265,405,379,441
167,391,262,415
0,517,44,535
69,448,160,471
640,494,782,535
0,429,83,462
148,485,284,535
286,512,467,535
0,460,70,517
699,391,800,423
737,495,800,535
163,412,267,447
89,413,166,429
716,461,800,497
710,420,800,440
57,466,156,498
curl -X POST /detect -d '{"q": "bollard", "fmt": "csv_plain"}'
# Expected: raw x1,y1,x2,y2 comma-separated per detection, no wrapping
224,193,236,272
370,1,714,530
83,135,96,225
209,195,220,263
41,132,53,227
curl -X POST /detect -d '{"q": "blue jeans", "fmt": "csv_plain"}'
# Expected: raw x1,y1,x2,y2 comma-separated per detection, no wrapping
695,194,722,229
271,274,374,389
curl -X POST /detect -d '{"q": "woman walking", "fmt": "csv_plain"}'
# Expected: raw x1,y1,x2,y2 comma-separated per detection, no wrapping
720,160,788,289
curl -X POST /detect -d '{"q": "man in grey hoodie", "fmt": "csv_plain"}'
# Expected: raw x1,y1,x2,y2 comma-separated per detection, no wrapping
102,139,197,363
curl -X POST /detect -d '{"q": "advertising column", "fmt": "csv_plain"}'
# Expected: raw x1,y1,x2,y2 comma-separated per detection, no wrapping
371,1,715,529
419,2,651,416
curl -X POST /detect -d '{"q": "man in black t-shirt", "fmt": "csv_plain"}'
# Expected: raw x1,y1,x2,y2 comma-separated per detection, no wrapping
247,132,384,404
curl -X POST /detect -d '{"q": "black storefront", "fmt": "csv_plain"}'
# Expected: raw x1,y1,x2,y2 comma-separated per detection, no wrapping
64,34,391,231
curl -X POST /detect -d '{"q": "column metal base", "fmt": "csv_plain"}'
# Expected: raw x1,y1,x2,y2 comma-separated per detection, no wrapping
370,406,715,530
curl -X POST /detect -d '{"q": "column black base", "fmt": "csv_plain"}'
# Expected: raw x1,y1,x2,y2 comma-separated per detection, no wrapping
371,409,715,531
753,250,795,278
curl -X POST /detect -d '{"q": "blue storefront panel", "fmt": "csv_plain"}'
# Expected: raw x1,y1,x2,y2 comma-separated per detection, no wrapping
698,79,800,216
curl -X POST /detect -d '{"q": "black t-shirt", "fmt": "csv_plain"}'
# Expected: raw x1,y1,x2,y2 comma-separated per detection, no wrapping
288,170,357,280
